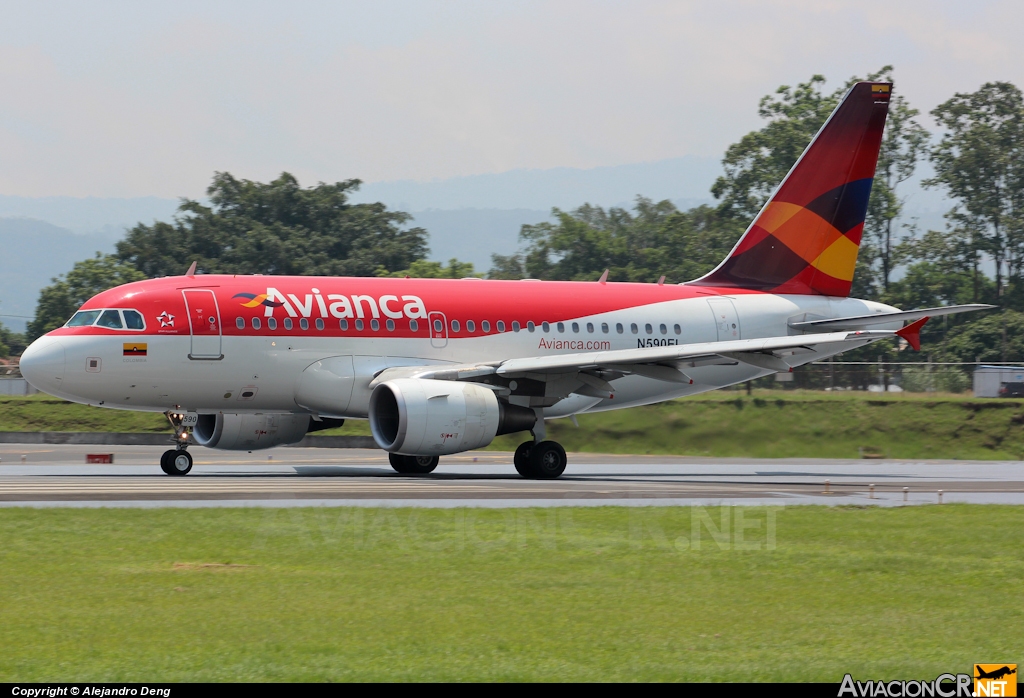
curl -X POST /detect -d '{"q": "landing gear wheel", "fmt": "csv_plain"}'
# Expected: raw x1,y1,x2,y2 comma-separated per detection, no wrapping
160,449,175,475
164,450,193,476
529,441,566,479
389,453,439,475
514,441,534,477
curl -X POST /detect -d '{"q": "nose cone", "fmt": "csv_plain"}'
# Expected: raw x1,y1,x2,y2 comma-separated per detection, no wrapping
20,337,66,394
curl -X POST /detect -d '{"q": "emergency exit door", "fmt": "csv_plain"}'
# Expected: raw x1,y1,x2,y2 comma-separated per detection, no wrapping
707,298,740,342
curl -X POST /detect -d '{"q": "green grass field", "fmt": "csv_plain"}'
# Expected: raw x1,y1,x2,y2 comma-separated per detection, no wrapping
6,391,1024,459
1,505,1020,681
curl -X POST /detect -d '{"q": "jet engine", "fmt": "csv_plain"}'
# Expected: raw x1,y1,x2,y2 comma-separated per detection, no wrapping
192,412,312,451
369,379,536,455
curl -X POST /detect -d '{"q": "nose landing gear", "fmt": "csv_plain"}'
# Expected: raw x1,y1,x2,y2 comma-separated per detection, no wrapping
161,410,194,476
160,449,193,476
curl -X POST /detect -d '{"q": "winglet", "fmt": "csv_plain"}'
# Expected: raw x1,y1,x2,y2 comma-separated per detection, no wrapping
895,316,930,351
186,261,197,277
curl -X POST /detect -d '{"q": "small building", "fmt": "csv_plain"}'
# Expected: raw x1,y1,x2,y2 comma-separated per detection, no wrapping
0,378,37,395
973,365,1024,398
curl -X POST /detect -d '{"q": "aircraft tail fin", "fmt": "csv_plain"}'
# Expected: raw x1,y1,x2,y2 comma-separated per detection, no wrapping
694,81,892,297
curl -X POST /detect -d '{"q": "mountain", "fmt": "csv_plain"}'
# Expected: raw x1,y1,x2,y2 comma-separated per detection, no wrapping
352,155,722,211
0,219,117,332
0,195,179,236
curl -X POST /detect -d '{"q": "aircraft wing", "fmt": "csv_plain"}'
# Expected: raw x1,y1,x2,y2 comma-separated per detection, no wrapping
372,328,904,393
788,304,993,331
493,329,893,378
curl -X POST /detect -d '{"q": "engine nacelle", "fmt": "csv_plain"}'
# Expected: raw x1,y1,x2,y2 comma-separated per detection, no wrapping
369,379,536,456
193,412,311,451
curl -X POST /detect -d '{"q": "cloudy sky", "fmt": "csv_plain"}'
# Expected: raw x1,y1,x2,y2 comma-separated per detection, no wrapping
1,0,1022,198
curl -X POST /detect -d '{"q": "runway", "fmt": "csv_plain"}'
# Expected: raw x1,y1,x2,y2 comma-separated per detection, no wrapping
2,444,1023,507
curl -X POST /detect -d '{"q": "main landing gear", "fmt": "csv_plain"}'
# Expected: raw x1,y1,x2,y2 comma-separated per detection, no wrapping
513,440,567,479
389,453,440,475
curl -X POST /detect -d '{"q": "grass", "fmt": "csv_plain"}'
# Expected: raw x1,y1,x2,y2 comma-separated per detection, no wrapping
0,505,1020,681
5,390,1024,459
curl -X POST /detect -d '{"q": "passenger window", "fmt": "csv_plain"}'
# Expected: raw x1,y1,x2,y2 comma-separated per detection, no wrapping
586,322,594,333
236,317,245,330
122,310,145,330
674,324,681,335
96,309,123,329
355,319,364,331
571,322,579,333
268,318,277,330
386,319,395,331
512,321,521,332
67,310,101,327
410,319,418,332
467,320,475,332
284,318,293,330
660,323,667,334
645,323,653,334
481,320,490,333
299,318,309,330
527,321,535,332
252,317,261,330
340,319,349,331
616,323,624,334
497,320,506,332
451,319,460,332
370,319,379,331
541,321,549,332
557,322,564,333
631,323,638,334
433,319,442,332
316,318,325,331
601,323,609,333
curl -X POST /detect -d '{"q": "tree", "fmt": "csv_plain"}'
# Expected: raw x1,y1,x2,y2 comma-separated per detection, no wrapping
864,69,929,291
926,82,1024,303
711,75,839,221
0,321,26,358
116,172,429,278
488,199,743,283
382,258,481,278
27,254,146,341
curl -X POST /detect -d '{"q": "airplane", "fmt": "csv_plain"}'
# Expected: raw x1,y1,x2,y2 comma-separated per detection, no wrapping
19,81,991,478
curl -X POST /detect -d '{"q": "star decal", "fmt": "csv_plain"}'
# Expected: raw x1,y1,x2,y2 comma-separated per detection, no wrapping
157,311,175,328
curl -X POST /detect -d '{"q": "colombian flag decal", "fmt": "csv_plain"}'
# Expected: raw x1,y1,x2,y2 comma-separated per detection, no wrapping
123,343,148,356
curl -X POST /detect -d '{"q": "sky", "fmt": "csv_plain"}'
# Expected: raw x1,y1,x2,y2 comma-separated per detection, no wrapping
1,0,1023,199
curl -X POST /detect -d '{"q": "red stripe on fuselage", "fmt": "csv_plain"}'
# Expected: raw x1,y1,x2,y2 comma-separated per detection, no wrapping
47,275,766,340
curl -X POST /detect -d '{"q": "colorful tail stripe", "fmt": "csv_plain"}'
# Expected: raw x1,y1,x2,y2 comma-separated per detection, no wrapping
696,81,891,297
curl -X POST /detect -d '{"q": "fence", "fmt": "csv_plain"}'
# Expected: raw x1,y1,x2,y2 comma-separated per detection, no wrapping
738,361,1019,395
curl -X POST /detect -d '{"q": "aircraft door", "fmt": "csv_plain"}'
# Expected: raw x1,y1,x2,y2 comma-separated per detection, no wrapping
428,311,448,348
707,298,740,342
182,289,223,359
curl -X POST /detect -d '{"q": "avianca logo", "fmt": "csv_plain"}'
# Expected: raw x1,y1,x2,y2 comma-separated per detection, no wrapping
233,293,284,309
237,288,429,320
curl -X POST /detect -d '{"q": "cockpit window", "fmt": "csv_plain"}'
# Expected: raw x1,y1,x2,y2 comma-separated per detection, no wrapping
122,310,145,330
96,309,124,329
65,308,146,330
67,310,102,327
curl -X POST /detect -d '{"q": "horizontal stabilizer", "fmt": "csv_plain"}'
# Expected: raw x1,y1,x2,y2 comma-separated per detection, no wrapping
895,317,929,351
